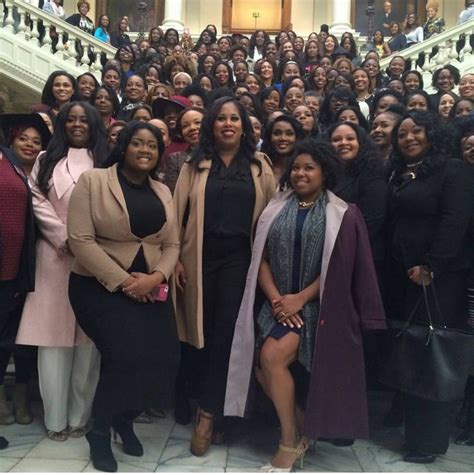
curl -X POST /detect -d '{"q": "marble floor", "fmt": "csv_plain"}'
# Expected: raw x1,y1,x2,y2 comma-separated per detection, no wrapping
0,391,473,473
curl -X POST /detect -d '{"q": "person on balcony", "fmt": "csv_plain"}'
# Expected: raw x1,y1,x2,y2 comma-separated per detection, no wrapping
403,12,424,48
42,0,65,19
94,15,111,44
423,1,445,39
65,1,94,35
459,0,474,24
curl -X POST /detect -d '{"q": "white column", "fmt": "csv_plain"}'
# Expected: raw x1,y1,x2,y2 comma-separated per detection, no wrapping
330,0,353,36
161,0,185,33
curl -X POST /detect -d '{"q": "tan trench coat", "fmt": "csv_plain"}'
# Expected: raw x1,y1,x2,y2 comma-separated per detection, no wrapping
173,152,275,349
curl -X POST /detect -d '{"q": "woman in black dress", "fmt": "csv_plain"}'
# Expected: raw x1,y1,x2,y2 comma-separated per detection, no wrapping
386,111,472,463
68,122,180,472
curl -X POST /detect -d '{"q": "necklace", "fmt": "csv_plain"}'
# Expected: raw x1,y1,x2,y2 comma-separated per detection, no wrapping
406,160,423,168
298,200,314,208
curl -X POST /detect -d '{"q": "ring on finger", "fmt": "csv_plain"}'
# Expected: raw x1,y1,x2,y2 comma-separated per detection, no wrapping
280,311,286,318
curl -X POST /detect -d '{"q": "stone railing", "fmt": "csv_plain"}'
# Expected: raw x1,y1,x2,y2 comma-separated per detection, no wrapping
2,0,117,73
379,18,474,86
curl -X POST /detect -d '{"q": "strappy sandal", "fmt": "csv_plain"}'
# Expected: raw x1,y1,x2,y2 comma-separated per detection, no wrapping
67,426,87,438
190,408,213,456
260,437,309,472
46,429,68,442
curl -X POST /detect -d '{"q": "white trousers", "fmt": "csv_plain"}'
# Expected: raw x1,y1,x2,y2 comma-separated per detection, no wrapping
38,345,100,432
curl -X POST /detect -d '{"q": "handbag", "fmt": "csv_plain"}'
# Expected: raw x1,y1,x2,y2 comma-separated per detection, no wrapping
380,276,474,402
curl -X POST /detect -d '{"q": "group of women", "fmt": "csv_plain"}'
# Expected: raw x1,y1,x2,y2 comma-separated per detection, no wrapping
0,15,473,473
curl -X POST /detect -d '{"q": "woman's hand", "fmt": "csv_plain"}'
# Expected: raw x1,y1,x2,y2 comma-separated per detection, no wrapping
123,272,158,297
121,275,147,303
272,294,306,323
407,265,432,286
175,260,187,292
278,313,304,329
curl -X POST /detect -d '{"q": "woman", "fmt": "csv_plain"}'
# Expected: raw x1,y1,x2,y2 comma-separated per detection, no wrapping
43,0,65,19
148,27,163,49
249,30,270,63
308,66,327,98
76,73,99,102
263,42,278,62
362,57,385,92
449,97,474,119
283,85,304,114
403,13,423,47
101,65,122,102
371,89,404,120
386,56,407,81
261,115,304,187
459,73,474,100
16,103,108,441
292,104,318,137
254,60,276,89
386,23,406,54
429,65,460,110
301,40,320,77
0,114,51,426
217,36,232,61
224,138,386,471
233,61,249,84
173,98,274,456
423,1,445,39
370,109,403,161
386,111,472,463
373,30,391,58
405,90,432,112
402,70,424,95
66,1,94,34
161,108,204,194
117,75,147,121
329,122,388,279
259,87,283,122
114,45,135,87
163,28,180,56
31,71,76,120
172,72,192,96
130,105,153,123
68,121,180,472
322,34,338,57
211,61,234,90
106,121,126,146
94,15,111,44
146,83,171,105
341,33,361,66
110,17,131,49
437,91,456,120
334,106,370,131
352,68,373,119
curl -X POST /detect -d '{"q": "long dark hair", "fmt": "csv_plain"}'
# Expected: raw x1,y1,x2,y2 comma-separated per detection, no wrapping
37,102,108,194
90,84,120,117
41,70,77,108
327,121,385,177
104,121,165,176
260,114,305,159
189,97,261,175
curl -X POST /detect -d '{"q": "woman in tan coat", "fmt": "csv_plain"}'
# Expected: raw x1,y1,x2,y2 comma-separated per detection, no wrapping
173,97,275,456
68,121,180,472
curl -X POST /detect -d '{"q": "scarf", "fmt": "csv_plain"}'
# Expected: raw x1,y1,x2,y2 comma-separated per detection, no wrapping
257,192,327,371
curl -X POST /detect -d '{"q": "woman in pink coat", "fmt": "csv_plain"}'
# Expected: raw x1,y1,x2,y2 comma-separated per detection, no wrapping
16,102,109,442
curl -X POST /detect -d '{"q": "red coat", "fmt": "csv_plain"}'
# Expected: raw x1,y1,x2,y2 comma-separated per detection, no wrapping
225,190,386,440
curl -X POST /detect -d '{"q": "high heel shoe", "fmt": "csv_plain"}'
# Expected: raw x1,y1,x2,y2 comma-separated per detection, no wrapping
86,430,117,473
260,438,308,472
190,408,213,456
112,418,143,457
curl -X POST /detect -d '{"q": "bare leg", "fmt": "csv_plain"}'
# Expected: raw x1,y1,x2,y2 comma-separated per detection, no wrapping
260,333,303,468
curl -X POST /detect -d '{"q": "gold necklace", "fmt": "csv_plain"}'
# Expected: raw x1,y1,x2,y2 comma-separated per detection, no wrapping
298,200,314,208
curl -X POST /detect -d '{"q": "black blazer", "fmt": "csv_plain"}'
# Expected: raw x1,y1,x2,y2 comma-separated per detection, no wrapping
334,165,388,263
387,158,471,274
0,147,36,292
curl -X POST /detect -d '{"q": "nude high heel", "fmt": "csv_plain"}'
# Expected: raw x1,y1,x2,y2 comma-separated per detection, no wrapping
260,437,309,472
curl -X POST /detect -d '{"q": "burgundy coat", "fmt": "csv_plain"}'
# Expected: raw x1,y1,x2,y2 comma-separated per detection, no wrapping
224,190,386,440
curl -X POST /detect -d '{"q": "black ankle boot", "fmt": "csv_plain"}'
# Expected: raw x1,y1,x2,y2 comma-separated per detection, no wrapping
456,400,474,445
174,389,192,426
113,416,143,456
86,430,117,472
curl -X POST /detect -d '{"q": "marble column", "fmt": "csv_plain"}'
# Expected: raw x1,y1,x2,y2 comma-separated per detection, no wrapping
161,0,185,32
330,0,353,36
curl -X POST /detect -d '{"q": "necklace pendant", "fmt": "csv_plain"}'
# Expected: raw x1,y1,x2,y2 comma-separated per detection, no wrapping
298,200,314,208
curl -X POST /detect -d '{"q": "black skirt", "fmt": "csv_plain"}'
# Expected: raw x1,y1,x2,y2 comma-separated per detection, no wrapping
69,272,180,418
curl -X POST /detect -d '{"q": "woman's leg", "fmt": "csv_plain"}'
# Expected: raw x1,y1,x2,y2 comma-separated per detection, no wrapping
259,332,301,467
38,346,73,433
68,344,100,430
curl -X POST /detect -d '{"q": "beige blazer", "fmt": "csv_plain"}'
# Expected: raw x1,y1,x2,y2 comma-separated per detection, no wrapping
68,164,180,292
173,152,275,349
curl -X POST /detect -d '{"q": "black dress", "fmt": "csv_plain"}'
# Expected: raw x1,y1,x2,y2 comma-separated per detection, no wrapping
69,171,180,423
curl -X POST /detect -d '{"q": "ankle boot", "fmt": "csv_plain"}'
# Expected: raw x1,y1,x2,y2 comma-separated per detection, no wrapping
112,415,143,456
13,384,32,425
456,399,474,445
0,386,14,425
86,430,117,472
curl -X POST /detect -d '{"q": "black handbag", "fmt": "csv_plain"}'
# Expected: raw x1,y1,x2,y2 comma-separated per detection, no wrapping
380,277,474,402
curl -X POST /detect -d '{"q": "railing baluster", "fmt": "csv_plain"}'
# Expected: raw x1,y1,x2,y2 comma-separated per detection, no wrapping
4,0,16,32
422,52,431,72
54,27,65,58
80,40,90,69
66,33,78,65
30,18,40,47
17,10,27,39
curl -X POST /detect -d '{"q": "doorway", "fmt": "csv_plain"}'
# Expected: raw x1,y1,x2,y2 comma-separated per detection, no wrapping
222,0,292,34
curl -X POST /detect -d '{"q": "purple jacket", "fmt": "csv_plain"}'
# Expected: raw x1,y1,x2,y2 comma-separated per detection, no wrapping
224,190,386,440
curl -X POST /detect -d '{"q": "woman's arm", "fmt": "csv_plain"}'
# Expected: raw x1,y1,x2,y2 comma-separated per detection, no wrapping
67,171,132,292
28,156,68,252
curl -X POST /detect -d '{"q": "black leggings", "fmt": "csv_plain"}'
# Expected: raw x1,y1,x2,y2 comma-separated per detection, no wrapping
0,349,34,385
198,237,251,418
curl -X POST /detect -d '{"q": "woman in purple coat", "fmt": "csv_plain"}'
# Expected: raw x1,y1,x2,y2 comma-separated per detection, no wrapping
224,138,386,471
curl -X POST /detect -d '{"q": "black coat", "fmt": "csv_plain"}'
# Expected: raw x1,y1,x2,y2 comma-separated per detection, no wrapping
334,165,388,265
386,157,471,327
0,147,36,293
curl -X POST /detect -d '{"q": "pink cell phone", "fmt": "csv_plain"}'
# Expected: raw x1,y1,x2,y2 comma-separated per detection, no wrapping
151,283,169,302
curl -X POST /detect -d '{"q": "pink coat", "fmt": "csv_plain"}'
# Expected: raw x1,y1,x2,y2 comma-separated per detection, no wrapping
16,149,93,347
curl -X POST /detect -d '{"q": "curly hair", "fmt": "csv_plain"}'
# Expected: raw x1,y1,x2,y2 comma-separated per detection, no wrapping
162,55,195,83
282,138,341,191
390,110,451,179
326,121,385,177
333,105,370,131
432,64,461,89
189,97,261,175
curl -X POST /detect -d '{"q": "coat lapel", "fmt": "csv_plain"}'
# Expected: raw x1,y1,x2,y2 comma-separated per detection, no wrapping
320,190,348,298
